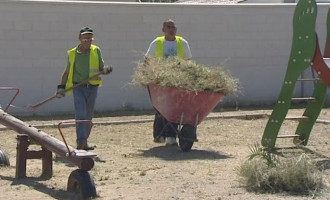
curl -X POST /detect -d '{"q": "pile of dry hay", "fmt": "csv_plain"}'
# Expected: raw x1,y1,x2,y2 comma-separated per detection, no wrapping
132,57,238,95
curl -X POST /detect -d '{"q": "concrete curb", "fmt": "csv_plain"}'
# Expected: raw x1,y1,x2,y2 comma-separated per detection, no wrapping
1,111,330,131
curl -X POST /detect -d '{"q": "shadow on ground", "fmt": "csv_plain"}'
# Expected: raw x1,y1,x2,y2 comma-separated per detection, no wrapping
138,146,233,161
0,174,79,200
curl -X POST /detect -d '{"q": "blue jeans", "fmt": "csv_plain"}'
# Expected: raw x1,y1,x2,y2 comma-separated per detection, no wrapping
73,85,98,148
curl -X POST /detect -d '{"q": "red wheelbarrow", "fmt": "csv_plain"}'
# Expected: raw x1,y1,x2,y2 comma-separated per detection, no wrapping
148,84,225,151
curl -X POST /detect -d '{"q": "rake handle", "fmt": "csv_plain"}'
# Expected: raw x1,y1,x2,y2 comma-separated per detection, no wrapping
29,72,102,109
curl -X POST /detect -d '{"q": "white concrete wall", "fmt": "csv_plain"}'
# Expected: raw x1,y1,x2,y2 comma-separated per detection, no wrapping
0,0,330,116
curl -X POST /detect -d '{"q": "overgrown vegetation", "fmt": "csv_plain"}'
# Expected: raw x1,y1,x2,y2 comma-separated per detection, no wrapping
237,144,324,196
132,56,238,95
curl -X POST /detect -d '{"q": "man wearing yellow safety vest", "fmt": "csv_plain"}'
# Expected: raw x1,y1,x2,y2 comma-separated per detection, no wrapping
56,27,112,150
145,19,192,146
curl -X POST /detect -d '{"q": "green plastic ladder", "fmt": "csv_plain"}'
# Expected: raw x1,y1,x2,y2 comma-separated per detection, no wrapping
261,0,329,148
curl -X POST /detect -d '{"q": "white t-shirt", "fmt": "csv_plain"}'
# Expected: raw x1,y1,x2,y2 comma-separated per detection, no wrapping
145,37,192,59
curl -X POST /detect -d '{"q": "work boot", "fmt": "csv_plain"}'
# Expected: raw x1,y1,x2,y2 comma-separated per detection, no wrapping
154,136,165,143
77,145,95,151
165,137,177,146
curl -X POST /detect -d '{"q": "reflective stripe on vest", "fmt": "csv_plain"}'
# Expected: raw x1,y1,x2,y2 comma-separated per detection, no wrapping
66,44,102,94
155,36,184,59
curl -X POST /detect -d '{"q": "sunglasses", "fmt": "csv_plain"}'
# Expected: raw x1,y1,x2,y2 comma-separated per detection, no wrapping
81,38,94,43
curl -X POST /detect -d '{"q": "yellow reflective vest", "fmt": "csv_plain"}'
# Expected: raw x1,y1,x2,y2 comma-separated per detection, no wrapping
65,44,102,94
155,36,185,59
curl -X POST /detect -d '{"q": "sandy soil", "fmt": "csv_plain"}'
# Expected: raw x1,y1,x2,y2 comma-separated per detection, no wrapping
1,108,330,200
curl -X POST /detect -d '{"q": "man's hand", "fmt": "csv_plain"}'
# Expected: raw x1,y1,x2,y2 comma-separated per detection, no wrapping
56,85,65,98
102,65,113,75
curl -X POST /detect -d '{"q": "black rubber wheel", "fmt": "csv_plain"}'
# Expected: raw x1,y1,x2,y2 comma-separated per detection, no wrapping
179,125,196,152
0,148,10,167
67,169,96,199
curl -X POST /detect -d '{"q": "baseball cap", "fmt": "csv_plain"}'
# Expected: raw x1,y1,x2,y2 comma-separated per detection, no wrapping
79,27,93,35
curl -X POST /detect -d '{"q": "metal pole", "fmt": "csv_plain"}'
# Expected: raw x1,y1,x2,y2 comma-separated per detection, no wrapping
0,109,95,171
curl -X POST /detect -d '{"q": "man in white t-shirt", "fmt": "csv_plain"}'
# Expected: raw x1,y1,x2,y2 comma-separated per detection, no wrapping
145,20,192,59
145,19,192,146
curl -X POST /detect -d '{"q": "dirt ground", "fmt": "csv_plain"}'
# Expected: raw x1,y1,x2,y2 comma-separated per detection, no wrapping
1,108,330,200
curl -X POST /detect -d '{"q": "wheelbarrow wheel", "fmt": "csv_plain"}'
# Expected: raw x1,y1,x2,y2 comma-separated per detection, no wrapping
67,169,96,199
179,125,196,152
0,148,10,167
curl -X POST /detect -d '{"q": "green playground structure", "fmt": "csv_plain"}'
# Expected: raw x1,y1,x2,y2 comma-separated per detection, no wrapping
262,0,330,149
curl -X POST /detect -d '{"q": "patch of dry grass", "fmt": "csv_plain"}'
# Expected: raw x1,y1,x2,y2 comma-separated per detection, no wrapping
237,145,324,196
132,56,238,95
